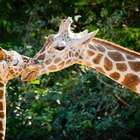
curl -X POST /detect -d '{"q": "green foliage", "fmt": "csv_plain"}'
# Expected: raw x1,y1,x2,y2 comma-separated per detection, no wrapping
0,0,140,140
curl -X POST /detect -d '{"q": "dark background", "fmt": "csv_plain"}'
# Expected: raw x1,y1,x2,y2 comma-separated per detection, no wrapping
0,0,140,139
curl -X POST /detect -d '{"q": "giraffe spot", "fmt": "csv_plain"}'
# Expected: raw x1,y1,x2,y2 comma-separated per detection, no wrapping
0,83,4,87
128,61,140,72
87,50,95,56
121,73,140,91
58,62,65,68
54,58,61,64
0,90,4,99
37,53,45,60
93,54,103,64
96,67,105,74
66,59,72,65
0,121,4,131
104,57,113,71
116,63,127,72
9,69,14,75
0,112,4,118
48,65,57,71
88,44,97,51
126,54,135,60
0,102,4,110
69,51,72,57
97,45,106,52
109,72,120,80
0,132,4,139
108,51,125,61
75,52,79,57
45,59,51,65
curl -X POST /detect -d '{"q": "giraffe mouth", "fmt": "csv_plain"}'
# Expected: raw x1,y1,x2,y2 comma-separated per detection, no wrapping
21,71,38,82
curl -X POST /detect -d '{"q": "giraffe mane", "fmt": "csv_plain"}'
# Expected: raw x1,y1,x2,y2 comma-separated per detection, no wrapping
93,37,140,58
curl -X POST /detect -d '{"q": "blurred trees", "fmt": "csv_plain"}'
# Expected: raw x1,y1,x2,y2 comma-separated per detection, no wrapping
0,0,140,139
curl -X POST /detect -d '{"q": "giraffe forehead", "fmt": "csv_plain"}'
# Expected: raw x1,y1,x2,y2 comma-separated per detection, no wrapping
53,31,81,45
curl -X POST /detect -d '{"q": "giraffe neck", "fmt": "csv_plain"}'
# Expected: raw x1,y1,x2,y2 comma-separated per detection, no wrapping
0,82,6,140
79,38,140,94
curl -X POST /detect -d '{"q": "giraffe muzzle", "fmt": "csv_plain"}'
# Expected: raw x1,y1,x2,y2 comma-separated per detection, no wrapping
21,71,38,82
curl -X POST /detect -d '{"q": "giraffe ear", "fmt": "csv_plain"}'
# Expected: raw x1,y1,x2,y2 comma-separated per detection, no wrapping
80,29,88,36
82,30,99,44
0,47,7,60
76,29,99,45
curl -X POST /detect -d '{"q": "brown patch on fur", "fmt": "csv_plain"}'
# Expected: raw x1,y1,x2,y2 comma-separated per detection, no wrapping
0,83,4,87
0,90,4,99
45,59,51,65
75,52,79,57
121,73,140,91
109,72,120,80
126,54,135,60
104,57,113,71
0,112,4,118
9,69,14,75
116,63,127,72
58,62,65,68
0,121,4,131
0,102,4,110
66,60,72,65
54,58,61,64
37,54,45,60
93,54,103,64
108,51,125,61
88,44,97,51
69,51,72,57
48,65,57,71
0,132,4,139
87,50,95,56
96,67,105,74
129,61,140,72
97,45,105,52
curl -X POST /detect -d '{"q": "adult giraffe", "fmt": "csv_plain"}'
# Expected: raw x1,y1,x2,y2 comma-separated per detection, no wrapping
0,48,30,140
21,17,140,94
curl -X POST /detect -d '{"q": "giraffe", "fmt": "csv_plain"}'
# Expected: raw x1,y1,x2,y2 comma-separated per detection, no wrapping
0,47,30,140
21,17,140,94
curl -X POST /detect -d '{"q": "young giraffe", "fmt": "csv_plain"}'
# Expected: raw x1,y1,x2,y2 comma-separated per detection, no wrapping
21,17,140,94
0,48,30,140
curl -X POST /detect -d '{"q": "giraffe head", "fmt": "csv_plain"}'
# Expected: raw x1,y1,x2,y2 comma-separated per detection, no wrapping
21,17,98,81
0,47,30,83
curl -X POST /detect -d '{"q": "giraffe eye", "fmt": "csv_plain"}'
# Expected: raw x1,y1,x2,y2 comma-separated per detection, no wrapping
55,46,65,51
13,58,19,66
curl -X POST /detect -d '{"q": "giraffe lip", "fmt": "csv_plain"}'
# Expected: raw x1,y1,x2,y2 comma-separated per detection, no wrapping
22,71,37,81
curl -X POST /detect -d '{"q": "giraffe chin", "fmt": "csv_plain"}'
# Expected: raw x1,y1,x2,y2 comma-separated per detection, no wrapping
21,71,38,82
